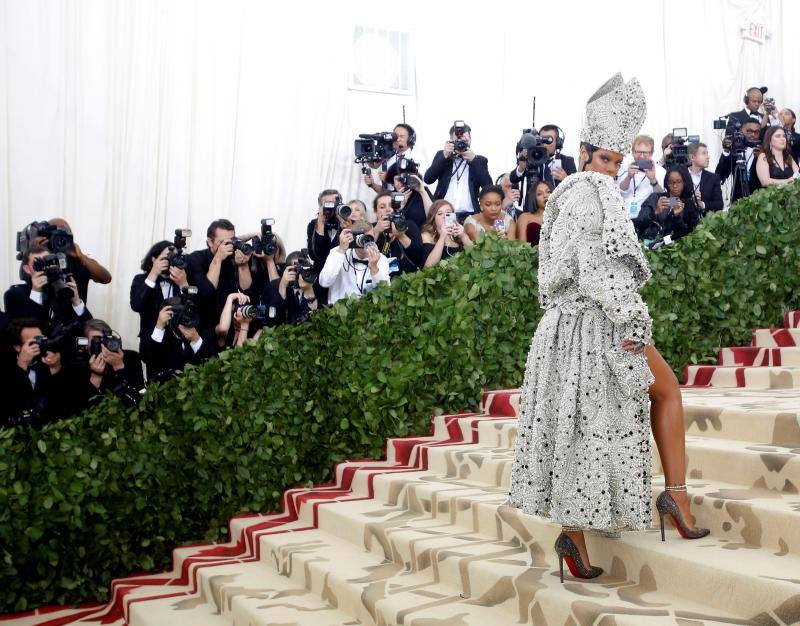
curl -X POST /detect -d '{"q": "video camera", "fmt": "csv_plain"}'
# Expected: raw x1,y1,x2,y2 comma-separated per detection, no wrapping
665,128,700,168
164,286,200,331
167,229,191,270
517,130,553,170
252,219,279,256
32,252,73,302
354,131,397,172
16,221,74,261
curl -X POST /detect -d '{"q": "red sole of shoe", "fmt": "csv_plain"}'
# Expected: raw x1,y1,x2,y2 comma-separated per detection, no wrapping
667,512,690,538
563,555,585,579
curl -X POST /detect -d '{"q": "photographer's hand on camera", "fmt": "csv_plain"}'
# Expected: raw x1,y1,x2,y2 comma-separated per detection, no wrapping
68,277,83,308
168,266,189,289
551,166,568,182
338,229,354,253
16,338,40,371
41,349,62,376
178,324,201,345
365,244,381,276
30,269,49,294
156,305,173,330
278,265,298,299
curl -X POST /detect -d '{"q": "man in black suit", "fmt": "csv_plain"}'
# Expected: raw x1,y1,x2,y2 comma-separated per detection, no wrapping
4,318,86,427
715,120,762,204
186,219,255,332
686,142,723,215
423,122,492,222
4,246,92,330
509,124,576,211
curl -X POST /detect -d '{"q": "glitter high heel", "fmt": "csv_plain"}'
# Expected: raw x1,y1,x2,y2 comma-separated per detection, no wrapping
656,485,710,541
555,531,603,583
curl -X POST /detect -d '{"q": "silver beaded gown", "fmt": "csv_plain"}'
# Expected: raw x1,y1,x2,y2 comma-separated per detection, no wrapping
508,171,655,532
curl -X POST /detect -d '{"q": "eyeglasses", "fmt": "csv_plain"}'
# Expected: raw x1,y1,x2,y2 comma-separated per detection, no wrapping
633,149,653,156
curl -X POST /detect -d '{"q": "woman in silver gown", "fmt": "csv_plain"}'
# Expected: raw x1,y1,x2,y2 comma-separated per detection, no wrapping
508,73,708,582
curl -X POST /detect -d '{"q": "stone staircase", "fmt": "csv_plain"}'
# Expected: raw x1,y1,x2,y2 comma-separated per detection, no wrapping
7,315,800,626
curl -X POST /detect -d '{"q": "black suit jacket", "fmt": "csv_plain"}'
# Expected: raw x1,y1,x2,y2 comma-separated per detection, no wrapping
691,169,724,214
139,327,217,381
129,273,181,347
714,151,760,204
4,361,86,427
728,108,762,130
4,283,92,330
423,152,492,213
509,154,577,187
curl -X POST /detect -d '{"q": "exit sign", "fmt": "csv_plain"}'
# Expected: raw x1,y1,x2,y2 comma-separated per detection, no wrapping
741,20,767,44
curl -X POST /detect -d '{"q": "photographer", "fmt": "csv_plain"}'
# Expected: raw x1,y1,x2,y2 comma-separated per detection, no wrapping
140,295,217,381
729,87,768,129
633,166,700,244
510,124,576,191
498,174,522,220
616,135,666,217
130,240,190,356
215,292,268,348
278,250,324,324
18,218,112,306
187,219,255,332
4,246,92,329
4,318,85,427
318,221,390,306
385,160,433,228
306,188,344,271
687,142,724,214
423,122,492,222
363,123,417,193
715,119,762,203
371,191,425,276
82,319,143,405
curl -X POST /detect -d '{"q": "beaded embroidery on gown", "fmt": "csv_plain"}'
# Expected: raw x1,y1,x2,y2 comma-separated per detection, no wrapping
508,171,655,532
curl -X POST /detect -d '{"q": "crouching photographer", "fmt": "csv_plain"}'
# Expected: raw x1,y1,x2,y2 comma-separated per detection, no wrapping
215,292,278,348
140,287,217,381
370,191,425,277
279,250,324,324
318,222,391,306
4,318,85,428
633,166,700,247
80,319,144,407
4,246,92,330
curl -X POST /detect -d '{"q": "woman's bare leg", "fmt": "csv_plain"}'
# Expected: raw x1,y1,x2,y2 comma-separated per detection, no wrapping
646,344,699,529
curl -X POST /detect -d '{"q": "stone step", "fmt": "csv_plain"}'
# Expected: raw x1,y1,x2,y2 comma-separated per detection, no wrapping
682,388,800,447
682,435,800,491
785,310,800,329
683,364,800,389
719,345,800,366
752,327,800,347
307,465,788,623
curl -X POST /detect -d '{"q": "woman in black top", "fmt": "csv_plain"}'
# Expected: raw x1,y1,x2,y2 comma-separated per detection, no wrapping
633,166,700,243
421,200,473,268
778,108,800,163
371,192,425,276
756,125,799,187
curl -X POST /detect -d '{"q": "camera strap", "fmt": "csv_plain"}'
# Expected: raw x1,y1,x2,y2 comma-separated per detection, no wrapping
452,157,468,183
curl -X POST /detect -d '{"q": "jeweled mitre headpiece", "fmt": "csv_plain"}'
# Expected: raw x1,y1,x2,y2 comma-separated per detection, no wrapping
580,73,647,154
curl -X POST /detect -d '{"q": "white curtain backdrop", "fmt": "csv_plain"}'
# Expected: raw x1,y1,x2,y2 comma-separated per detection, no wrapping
1,0,798,343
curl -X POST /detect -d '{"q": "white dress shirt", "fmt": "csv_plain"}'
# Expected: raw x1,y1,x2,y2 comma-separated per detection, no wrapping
444,157,473,215
616,155,666,217
318,248,390,305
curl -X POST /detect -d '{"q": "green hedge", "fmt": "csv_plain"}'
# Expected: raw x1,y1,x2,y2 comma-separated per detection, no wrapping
1,181,799,613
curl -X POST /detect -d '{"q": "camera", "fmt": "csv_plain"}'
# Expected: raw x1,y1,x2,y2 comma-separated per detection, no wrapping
451,120,469,152
252,218,278,256
354,131,397,165
386,193,408,233
32,252,73,302
16,221,74,261
322,198,351,228
89,330,123,356
33,334,67,355
349,229,375,249
396,156,421,190
289,249,317,287
167,229,191,270
166,286,200,330
713,117,728,130
229,237,253,255
233,302,269,321
665,128,700,168
517,131,553,169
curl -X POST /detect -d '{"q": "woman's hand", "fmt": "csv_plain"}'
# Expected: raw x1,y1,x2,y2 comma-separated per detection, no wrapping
620,339,646,355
